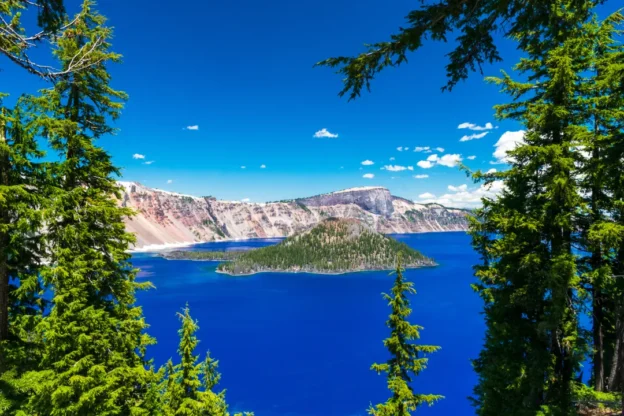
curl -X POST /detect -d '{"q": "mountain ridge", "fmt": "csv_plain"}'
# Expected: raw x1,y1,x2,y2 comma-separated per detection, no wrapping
117,182,470,249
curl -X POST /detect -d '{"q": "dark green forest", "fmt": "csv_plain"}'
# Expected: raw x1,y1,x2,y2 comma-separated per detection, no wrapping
2,0,624,415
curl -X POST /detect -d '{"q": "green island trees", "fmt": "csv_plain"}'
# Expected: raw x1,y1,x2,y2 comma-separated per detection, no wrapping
218,218,432,275
369,255,442,415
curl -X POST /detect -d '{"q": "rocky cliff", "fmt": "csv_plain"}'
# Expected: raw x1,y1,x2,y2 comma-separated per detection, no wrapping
117,182,470,250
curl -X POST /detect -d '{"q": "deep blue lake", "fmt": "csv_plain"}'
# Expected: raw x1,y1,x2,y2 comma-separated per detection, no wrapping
132,231,484,416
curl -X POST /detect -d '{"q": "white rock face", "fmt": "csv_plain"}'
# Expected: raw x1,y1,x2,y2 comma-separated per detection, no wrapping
118,182,469,249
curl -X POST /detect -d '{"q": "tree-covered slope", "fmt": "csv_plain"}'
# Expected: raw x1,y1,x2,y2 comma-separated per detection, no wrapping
217,218,434,275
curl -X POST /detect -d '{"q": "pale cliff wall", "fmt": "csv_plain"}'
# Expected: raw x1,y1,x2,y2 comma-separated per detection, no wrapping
118,182,469,249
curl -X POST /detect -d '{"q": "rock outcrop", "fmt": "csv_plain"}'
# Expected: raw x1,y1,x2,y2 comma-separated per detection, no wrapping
117,182,470,250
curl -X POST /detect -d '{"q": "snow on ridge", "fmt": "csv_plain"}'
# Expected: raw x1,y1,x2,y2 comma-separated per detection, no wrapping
151,188,204,200
330,186,387,194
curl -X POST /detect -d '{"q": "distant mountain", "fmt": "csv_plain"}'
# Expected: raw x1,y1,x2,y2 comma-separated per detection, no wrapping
217,218,435,275
117,182,469,250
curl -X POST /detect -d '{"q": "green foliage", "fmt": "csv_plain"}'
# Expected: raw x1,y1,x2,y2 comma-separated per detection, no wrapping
295,200,311,213
368,254,442,415
218,218,433,275
0,2,159,414
467,3,624,415
316,0,603,98
0,0,66,77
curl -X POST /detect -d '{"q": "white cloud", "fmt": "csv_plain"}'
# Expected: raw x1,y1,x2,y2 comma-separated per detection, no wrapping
414,174,429,179
419,192,436,199
458,122,494,131
404,147,410,151
414,146,431,153
397,147,404,152
363,173,375,179
143,161,155,165
460,132,489,142
417,153,462,169
314,128,338,138
133,153,145,159
467,155,477,160
260,164,266,169
384,165,413,172
241,198,250,202
435,147,445,152
448,184,468,192
184,125,199,131
241,166,246,169
493,130,526,163
361,160,374,166
166,179,173,184
437,154,462,167
389,157,395,161
487,168,497,174
417,181,505,208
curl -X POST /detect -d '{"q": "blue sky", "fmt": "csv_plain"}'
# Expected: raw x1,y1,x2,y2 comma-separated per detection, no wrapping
7,0,615,206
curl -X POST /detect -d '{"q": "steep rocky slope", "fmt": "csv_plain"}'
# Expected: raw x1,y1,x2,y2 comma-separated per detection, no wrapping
118,182,469,250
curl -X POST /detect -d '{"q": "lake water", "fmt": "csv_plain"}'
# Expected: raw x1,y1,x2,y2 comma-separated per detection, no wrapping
132,231,484,416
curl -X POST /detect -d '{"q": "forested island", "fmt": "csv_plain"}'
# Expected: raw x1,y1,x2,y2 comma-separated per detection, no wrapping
210,218,434,275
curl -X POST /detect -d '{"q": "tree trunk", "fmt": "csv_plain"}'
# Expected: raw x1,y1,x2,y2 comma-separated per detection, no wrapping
608,318,621,391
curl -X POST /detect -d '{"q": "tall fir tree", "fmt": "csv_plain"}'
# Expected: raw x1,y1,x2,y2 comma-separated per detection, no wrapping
0,98,48,413
468,2,616,414
368,254,442,416
11,2,158,414
160,305,250,416
575,11,624,393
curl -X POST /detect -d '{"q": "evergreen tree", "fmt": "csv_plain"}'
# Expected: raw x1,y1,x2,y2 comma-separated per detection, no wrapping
575,11,624,393
368,254,442,416
467,2,621,414
12,2,158,414
0,99,46,346
0,98,48,412
161,305,250,416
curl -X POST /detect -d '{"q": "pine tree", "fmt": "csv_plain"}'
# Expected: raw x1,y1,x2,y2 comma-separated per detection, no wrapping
0,98,48,412
368,254,442,416
13,2,158,414
575,12,624,393
469,2,606,414
161,305,249,416
0,99,47,346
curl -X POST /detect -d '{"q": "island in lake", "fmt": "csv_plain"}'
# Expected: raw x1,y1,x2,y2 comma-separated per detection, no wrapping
164,218,435,275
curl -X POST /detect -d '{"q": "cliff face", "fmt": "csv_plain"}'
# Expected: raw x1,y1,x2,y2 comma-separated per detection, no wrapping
297,187,394,217
118,182,469,250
